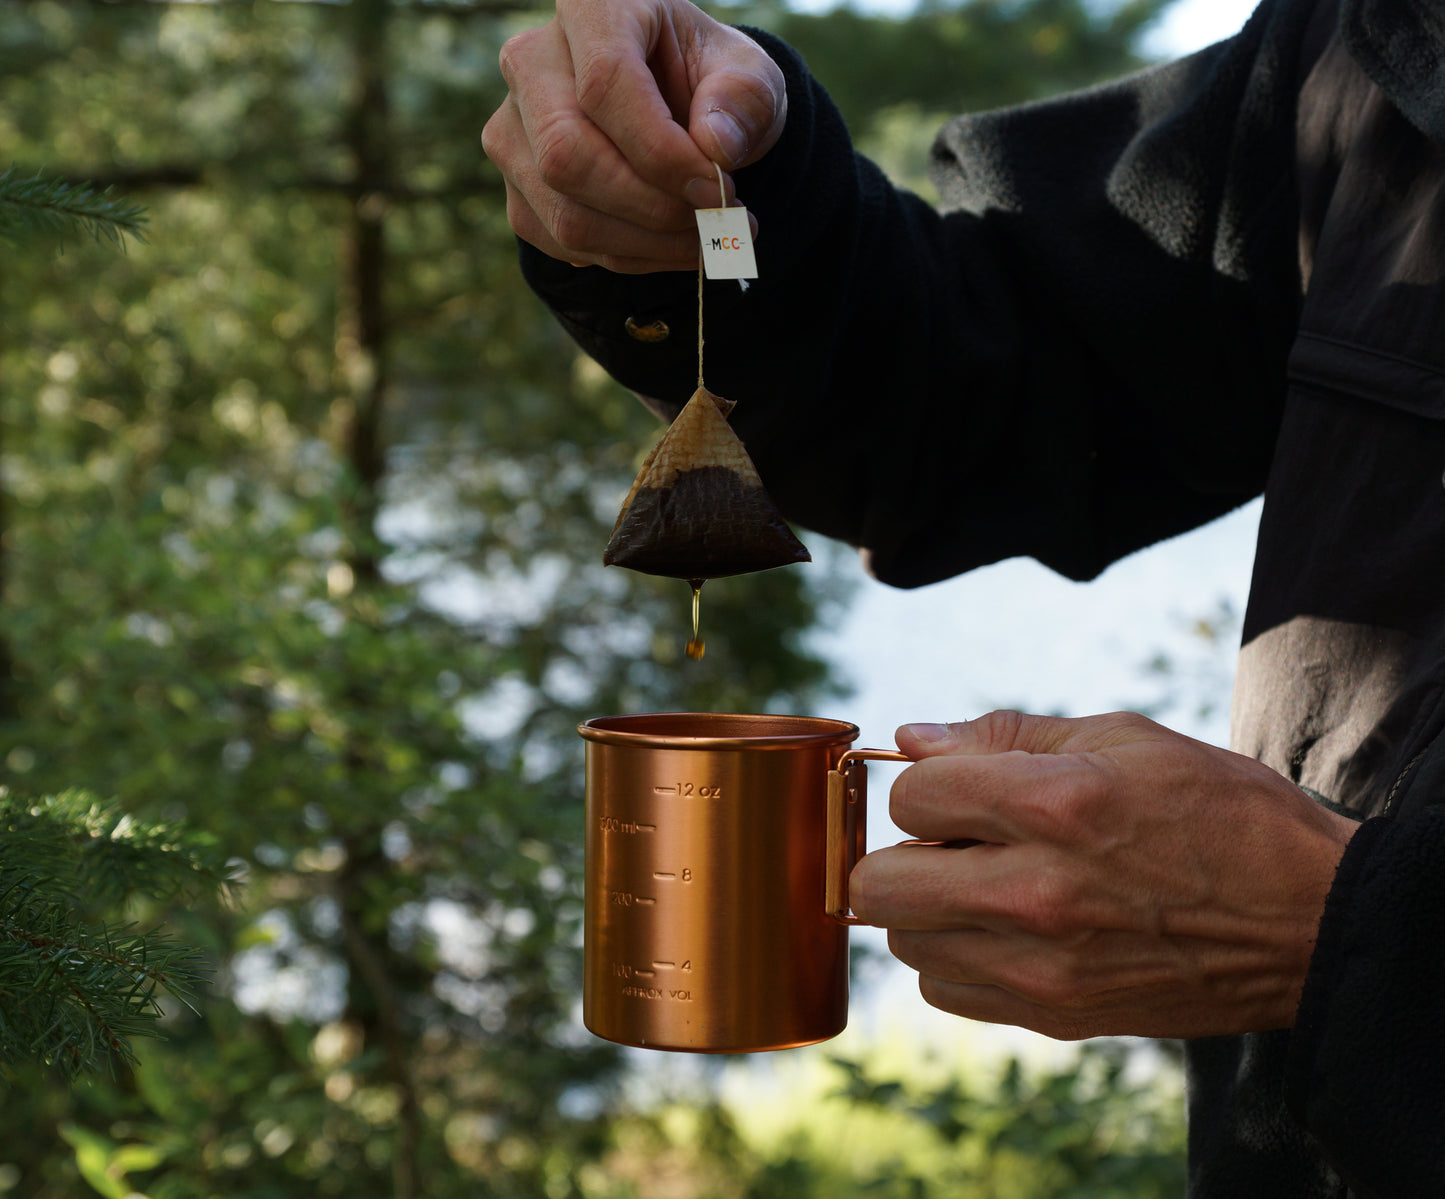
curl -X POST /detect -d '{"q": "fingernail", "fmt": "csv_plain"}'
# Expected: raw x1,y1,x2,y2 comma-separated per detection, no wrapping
685,177,723,208
904,722,954,744
706,108,749,166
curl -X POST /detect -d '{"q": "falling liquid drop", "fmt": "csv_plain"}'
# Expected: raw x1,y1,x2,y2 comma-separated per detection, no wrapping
685,578,705,660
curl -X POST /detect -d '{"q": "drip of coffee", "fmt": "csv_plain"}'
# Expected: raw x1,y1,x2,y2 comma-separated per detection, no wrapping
685,578,705,660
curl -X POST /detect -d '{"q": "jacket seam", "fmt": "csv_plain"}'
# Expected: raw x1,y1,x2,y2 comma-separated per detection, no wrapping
1292,329,1445,384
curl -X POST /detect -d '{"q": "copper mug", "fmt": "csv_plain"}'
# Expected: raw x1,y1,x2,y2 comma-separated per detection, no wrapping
578,712,906,1053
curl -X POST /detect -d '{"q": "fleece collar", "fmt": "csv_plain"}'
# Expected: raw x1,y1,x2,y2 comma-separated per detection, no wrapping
1341,0,1445,145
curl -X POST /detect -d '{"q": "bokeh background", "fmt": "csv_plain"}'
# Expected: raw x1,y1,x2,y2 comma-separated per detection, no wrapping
1,0,1259,1194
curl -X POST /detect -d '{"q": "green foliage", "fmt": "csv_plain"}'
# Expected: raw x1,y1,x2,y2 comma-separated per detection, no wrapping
749,0,1169,127
0,790,227,912
0,790,227,1079
0,144,197,1088
570,1043,1185,1197
733,0,1172,194
819,1045,1186,1197
58,1124,167,1199
0,169,146,248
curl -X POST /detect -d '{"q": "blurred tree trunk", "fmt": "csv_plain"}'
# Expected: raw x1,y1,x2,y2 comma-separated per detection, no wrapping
333,3,423,1196
336,0,391,583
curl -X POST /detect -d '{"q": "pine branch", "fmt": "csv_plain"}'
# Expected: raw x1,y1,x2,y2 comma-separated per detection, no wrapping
0,886,209,1078
0,169,147,249
0,790,231,907
0,790,231,1078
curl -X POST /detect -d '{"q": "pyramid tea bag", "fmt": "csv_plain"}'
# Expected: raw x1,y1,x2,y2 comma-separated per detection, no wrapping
604,385,810,579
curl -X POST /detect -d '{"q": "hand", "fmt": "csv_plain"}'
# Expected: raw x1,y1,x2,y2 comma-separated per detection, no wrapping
481,0,787,273
848,710,1359,1041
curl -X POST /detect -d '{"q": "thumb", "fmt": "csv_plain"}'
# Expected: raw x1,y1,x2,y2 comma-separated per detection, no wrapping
896,711,1101,759
687,31,787,170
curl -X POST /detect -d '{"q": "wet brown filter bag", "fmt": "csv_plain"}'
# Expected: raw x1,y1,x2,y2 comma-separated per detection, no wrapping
603,386,811,579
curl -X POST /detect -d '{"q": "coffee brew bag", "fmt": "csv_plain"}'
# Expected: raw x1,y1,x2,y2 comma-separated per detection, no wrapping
604,385,810,579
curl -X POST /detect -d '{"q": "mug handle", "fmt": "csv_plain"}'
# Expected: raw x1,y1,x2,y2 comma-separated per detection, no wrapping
826,748,911,924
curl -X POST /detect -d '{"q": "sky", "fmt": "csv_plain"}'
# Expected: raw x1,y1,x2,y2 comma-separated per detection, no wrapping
790,0,1263,57
1138,0,1261,57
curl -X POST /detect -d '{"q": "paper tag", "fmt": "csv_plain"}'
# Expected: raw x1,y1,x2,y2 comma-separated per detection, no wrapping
696,206,758,280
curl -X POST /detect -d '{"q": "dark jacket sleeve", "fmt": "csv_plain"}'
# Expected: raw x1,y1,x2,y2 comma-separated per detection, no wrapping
1286,809,1445,1197
522,0,1320,587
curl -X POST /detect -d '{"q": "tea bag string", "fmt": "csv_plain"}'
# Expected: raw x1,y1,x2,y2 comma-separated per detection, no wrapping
696,161,728,391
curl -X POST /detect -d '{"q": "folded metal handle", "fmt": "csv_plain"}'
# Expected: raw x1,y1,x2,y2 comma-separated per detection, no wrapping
826,748,910,924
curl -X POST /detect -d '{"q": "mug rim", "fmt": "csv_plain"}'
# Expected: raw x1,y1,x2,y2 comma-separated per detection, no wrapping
578,712,859,750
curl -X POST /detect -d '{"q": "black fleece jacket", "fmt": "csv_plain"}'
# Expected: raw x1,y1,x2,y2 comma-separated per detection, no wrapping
521,1,1445,1194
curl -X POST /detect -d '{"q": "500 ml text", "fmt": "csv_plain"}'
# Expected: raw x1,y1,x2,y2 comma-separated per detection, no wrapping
598,817,656,834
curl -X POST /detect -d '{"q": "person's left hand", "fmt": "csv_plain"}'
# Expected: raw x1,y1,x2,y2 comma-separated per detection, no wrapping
847,710,1359,1041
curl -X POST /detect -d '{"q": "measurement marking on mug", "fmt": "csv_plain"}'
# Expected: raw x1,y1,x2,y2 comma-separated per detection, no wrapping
598,817,656,834
613,961,690,980
652,868,694,883
609,891,657,906
613,961,693,981
652,783,723,798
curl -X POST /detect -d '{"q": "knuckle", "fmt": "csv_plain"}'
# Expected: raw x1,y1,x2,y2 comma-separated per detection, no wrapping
533,116,588,193
505,196,565,261
974,708,1027,751
1024,757,1111,841
730,61,785,124
1018,959,1082,1010
1082,709,1164,754
573,45,627,117
497,28,541,88
545,201,597,255
504,192,536,239
1065,756,1117,825
1101,709,1156,738
1013,865,1080,940
480,109,512,164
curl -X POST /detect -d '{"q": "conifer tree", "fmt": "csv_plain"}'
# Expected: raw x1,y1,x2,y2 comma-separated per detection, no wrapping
0,790,227,1078
0,170,225,1079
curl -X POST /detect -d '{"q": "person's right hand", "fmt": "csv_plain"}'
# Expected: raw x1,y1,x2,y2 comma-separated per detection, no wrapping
481,0,787,274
